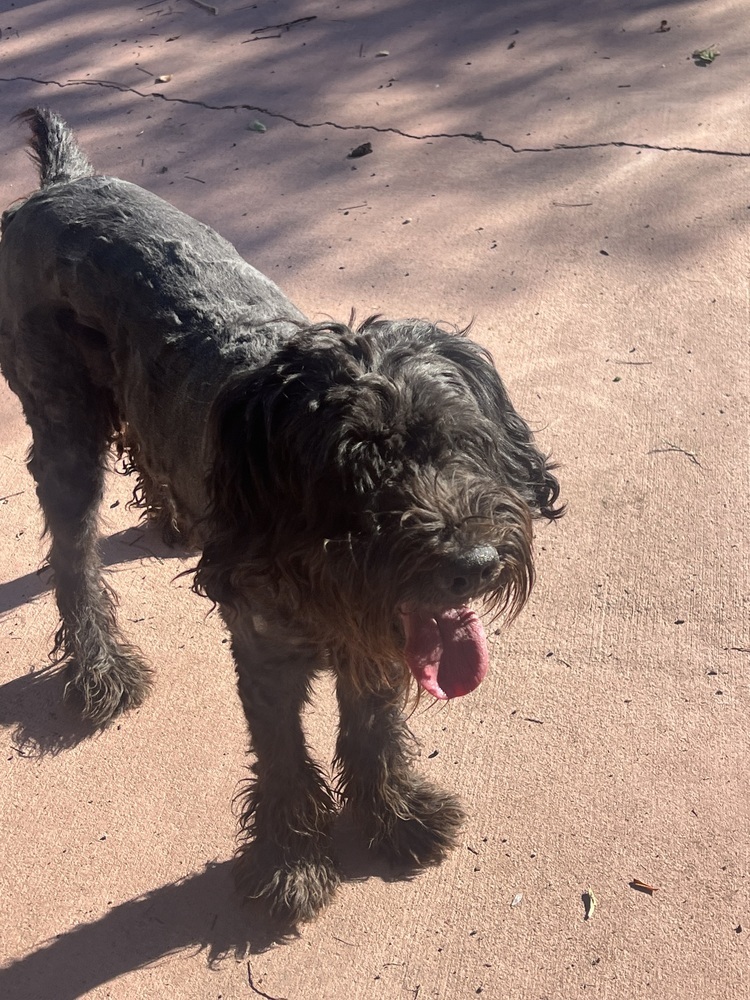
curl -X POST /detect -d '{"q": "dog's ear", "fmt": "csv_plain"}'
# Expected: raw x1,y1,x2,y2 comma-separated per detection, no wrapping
208,372,273,525
194,366,289,607
194,339,359,607
435,334,564,521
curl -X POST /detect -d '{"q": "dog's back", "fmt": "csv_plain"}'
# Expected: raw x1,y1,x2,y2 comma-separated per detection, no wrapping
0,108,308,521
1,108,305,346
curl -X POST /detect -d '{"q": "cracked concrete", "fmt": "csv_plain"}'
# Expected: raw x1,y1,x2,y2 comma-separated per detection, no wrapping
1,74,749,157
1,1,748,999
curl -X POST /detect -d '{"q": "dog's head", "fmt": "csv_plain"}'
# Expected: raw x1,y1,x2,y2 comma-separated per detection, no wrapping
195,319,563,699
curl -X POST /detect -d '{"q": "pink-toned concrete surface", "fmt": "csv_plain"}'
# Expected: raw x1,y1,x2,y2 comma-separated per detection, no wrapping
0,1,748,997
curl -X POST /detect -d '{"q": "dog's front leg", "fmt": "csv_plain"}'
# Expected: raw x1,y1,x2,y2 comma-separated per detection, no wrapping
335,672,465,868
224,611,339,923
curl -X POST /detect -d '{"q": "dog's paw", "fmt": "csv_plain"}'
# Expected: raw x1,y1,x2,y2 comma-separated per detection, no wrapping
64,646,152,725
365,778,466,869
235,841,340,924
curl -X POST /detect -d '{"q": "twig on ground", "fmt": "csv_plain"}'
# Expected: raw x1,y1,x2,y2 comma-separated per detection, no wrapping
186,0,218,14
252,16,317,34
247,962,288,1000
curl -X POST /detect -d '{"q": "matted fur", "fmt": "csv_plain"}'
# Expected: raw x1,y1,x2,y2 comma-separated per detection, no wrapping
0,108,563,924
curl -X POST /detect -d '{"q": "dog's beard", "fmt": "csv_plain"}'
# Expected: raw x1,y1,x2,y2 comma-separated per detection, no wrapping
265,487,534,702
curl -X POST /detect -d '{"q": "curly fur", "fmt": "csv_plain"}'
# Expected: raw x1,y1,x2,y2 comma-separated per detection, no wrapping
0,108,563,924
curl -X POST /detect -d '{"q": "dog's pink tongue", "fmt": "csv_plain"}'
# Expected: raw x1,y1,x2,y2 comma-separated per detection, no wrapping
402,607,489,700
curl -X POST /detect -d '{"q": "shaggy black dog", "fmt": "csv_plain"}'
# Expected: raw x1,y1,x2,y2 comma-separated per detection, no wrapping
0,108,563,923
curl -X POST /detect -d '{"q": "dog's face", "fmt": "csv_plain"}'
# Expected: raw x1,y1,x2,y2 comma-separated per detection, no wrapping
197,320,562,698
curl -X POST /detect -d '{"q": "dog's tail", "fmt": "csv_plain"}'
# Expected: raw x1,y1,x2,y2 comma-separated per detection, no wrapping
16,107,93,188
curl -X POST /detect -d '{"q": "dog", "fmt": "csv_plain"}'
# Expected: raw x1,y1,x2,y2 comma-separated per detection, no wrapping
0,108,563,923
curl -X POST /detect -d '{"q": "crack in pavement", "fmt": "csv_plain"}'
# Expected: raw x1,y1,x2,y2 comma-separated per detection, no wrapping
2,75,749,158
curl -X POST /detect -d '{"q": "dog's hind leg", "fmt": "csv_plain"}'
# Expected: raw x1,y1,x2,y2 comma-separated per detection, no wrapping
5,318,151,723
225,611,339,923
334,673,465,868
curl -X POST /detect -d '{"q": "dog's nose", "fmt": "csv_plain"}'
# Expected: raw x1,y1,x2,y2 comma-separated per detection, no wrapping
442,544,500,599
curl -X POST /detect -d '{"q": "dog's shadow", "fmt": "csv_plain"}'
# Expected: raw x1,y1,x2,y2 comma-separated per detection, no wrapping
0,861,284,1000
0,525,184,617
0,828,417,999
0,664,104,756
